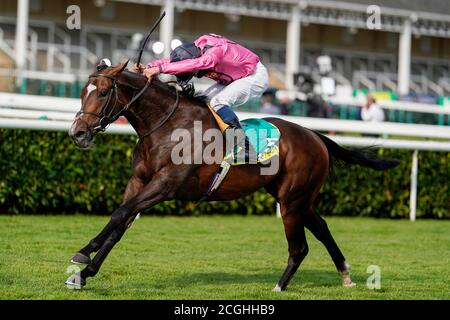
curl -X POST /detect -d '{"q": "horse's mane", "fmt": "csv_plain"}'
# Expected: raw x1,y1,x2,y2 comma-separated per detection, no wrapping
122,70,208,106
156,79,209,105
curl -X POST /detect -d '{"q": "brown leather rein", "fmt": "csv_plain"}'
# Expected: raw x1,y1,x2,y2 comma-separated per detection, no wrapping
76,74,180,139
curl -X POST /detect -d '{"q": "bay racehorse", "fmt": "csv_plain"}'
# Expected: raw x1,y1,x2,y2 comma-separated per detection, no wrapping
66,61,399,290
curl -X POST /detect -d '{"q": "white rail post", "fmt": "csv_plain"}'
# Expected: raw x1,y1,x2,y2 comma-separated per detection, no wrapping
160,0,174,57
409,149,419,221
285,4,301,90
15,0,29,70
276,203,281,218
398,18,412,95
15,0,29,85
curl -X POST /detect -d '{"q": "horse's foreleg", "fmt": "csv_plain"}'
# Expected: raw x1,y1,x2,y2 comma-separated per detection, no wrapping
70,177,145,265
66,178,170,288
304,209,355,287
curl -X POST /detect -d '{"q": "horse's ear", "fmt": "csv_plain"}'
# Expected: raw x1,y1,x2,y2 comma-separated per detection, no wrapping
111,59,129,75
119,59,130,72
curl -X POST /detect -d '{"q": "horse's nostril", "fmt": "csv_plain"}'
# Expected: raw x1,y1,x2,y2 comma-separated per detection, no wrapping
74,130,86,139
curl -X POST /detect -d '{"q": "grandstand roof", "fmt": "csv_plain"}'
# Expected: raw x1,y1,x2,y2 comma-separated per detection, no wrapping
116,0,450,37
306,0,450,21
118,0,450,22
328,0,450,17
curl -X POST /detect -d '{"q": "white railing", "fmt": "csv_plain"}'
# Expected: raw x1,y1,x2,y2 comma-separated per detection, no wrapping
327,96,450,115
0,69,90,84
276,90,450,116
0,92,79,109
2,117,450,151
352,70,448,95
0,109,74,121
438,77,450,93
0,28,15,61
241,113,450,139
1,92,450,222
54,26,71,55
46,45,71,74
2,93,450,138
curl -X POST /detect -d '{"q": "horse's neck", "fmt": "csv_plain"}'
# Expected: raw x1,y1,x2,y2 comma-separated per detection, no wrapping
120,75,209,139
124,87,169,137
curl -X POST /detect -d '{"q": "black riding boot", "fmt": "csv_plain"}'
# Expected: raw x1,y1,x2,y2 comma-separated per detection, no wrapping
216,106,254,163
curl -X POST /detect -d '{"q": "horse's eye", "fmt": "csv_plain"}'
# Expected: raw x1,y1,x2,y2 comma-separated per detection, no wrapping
99,90,108,97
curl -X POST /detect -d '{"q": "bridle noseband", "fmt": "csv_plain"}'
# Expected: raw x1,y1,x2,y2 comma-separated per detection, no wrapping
76,72,179,139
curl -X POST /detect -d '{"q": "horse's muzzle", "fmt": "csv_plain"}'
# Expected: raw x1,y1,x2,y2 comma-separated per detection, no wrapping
69,121,93,149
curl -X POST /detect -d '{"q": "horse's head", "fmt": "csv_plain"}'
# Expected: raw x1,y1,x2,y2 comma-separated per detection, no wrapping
69,59,129,148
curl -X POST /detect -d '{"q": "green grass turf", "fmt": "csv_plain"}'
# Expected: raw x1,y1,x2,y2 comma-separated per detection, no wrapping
0,215,448,300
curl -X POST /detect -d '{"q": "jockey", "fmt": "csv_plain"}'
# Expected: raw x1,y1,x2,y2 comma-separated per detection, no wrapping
134,33,269,159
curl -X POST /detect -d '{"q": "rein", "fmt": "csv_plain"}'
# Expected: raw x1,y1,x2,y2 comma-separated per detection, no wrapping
138,84,180,140
77,73,180,139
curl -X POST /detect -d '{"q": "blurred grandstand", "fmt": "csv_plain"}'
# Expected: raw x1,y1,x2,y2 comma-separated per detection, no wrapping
0,0,450,124
1,0,450,222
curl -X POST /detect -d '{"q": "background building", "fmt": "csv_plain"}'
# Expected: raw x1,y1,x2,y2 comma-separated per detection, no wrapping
1,0,450,100
0,0,449,247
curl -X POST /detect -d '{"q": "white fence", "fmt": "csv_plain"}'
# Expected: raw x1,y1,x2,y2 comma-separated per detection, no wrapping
327,96,450,115
276,90,450,115
1,92,450,221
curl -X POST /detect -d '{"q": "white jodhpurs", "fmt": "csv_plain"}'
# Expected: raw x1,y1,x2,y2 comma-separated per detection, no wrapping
202,62,269,112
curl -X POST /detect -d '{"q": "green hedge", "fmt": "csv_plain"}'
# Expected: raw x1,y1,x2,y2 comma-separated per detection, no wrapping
319,148,449,219
0,129,449,218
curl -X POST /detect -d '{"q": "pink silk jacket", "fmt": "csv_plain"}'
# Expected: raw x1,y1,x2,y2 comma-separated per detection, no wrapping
149,34,260,85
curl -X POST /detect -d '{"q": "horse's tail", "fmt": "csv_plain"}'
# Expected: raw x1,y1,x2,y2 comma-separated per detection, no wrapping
313,131,400,171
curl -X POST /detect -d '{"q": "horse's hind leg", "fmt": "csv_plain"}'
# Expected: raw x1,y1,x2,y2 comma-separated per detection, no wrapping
304,209,355,287
273,204,309,292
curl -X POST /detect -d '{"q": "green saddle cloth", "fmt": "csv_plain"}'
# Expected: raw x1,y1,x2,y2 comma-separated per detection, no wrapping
224,118,281,165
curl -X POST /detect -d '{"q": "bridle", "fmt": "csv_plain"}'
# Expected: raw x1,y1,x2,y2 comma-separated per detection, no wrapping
76,72,180,139
76,73,149,134
76,74,118,134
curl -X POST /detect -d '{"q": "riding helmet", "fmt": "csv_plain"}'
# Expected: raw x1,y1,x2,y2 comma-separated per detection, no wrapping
170,43,202,85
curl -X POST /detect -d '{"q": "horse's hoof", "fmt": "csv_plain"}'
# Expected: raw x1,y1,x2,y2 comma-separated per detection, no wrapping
65,272,86,289
272,284,283,292
343,281,357,288
70,252,91,265
340,264,356,288
341,272,356,288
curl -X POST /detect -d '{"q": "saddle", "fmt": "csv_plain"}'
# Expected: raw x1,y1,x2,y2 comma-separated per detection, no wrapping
207,105,280,165
199,106,281,201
